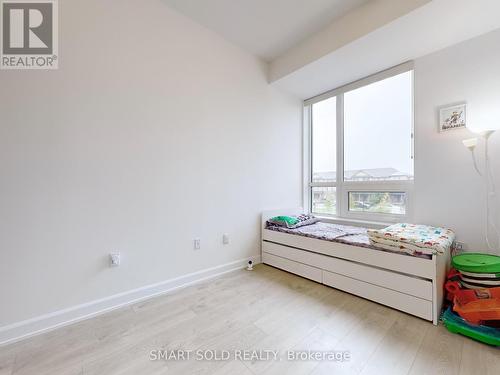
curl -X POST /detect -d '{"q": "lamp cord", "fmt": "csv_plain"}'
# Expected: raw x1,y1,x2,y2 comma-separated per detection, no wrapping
471,151,482,176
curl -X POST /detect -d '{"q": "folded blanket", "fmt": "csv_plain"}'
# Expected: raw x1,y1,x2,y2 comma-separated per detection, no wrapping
367,223,455,255
369,236,434,256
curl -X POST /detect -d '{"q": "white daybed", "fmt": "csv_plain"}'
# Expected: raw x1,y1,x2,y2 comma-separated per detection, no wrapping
261,209,450,325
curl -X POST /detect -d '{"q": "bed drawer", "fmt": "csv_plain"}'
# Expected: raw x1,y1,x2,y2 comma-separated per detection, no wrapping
263,241,325,264
262,252,322,283
323,270,433,321
262,241,433,301
320,256,433,301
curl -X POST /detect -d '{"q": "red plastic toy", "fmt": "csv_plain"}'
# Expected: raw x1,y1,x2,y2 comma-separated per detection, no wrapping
444,268,462,302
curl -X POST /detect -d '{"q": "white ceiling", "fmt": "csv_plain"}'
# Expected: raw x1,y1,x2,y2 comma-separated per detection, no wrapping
162,0,371,61
273,0,500,99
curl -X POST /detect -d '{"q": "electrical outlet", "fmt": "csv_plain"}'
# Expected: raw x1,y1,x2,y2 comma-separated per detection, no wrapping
222,233,230,245
194,238,201,250
109,253,121,267
453,241,466,255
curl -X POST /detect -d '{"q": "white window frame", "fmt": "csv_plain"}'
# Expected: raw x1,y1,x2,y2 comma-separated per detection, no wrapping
304,62,414,224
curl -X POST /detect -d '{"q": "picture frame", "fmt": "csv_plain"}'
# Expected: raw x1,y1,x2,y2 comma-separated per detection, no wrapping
439,103,466,132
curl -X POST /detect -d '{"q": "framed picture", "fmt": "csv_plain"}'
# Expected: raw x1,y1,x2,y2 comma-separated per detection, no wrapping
439,103,466,132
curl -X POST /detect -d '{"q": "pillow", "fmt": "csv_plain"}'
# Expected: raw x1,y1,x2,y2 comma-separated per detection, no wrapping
268,215,299,227
268,214,319,229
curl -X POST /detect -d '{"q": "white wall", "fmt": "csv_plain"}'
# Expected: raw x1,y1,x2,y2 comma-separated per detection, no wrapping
0,0,302,327
414,29,500,252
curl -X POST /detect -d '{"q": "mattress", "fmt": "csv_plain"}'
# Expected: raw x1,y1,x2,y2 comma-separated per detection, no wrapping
265,221,432,259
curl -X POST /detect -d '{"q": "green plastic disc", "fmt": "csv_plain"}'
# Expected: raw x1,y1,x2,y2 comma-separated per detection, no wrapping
452,253,500,274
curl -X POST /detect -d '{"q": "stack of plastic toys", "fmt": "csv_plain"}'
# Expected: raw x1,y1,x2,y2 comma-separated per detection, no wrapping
443,253,500,346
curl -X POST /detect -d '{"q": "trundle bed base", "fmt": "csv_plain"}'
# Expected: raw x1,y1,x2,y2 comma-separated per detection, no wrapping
261,210,449,325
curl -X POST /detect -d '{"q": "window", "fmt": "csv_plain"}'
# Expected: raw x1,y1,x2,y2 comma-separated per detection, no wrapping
312,186,337,215
312,97,336,185
348,192,407,215
344,71,413,182
311,97,336,215
306,63,413,221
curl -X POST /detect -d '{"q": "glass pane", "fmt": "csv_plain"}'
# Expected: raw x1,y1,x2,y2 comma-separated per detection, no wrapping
344,71,413,182
348,192,406,215
312,187,336,215
312,97,336,183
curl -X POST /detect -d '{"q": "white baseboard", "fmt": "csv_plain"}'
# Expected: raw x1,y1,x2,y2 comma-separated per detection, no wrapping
0,255,261,346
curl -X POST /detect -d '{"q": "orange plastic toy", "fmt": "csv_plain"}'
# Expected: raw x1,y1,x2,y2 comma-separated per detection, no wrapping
453,287,500,324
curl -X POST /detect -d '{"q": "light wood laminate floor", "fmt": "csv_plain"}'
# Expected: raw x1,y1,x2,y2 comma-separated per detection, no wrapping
1,264,499,375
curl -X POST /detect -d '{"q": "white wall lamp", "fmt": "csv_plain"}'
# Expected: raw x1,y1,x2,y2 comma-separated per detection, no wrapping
463,129,499,252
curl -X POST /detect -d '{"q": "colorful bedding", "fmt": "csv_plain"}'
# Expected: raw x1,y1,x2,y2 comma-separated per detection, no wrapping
265,221,432,259
367,223,455,256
